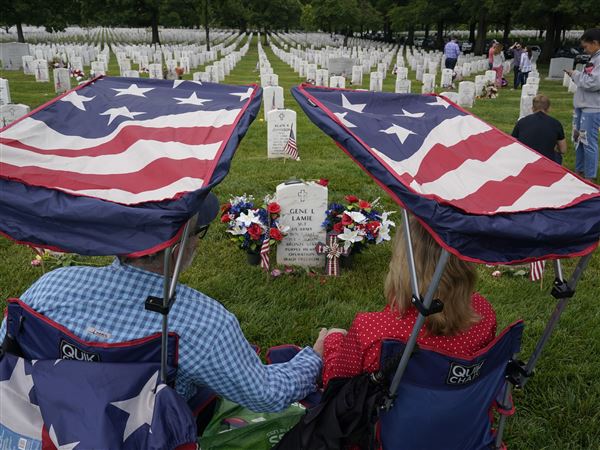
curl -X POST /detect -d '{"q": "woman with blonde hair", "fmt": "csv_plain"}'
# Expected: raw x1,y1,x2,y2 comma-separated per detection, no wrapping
321,214,497,386
492,43,506,87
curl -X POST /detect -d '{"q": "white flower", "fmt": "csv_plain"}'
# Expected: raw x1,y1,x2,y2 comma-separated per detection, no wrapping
226,225,247,236
235,210,262,227
337,227,364,250
276,223,290,234
230,194,253,206
263,193,275,205
345,211,367,224
376,224,392,244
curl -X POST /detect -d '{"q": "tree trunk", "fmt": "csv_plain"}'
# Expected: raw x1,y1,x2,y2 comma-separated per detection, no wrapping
424,24,430,39
469,21,476,43
407,24,415,46
540,13,561,63
436,19,444,49
474,9,487,55
203,0,210,50
16,22,25,43
384,17,392,42
151,11,160,45
502,13,511,45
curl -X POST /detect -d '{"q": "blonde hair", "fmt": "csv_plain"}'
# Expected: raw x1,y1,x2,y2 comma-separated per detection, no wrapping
384,214,480,336
494,44,504,55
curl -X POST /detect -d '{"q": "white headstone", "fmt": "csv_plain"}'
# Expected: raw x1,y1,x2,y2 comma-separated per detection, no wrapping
0,43,30,70
396,67,408,80
263,86,284,120
0,78,11,106
316,69,329,87
328,57,354,76
330,76,346,89
34,60,49,82
123,70,140,78
441,68,453,88
474,75,486,97
0,103,30,127
421,73,435,93
22,55,35,75
260,73,279,87
71,57,84,72
351,65,363,85
458,81,475,108
267,109,297,159
484,70,496,83
307,63,317,81
395,79,411,94
519,95,533,119
91,61,106,76
369,72,383,92
548,57,573,79
568,79,577,93
53,68,71,94
563,72,571,87
416,65,424,81
148,63,163,79
276,181,328,268
439,92,459,103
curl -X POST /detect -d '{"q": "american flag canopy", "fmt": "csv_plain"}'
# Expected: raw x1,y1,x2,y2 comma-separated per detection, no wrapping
292,85,600,264
0,77,262,256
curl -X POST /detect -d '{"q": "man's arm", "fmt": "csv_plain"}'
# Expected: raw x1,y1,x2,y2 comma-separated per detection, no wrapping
556,138,567,154
191,312,322,413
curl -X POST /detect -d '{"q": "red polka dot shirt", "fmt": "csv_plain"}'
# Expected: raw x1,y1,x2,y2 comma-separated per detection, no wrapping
322,293,497,387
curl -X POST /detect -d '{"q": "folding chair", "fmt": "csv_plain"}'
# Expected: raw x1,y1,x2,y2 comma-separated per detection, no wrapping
378,321,524,450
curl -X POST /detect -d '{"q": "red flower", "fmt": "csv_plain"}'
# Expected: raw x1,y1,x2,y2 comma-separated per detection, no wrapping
358,199,371,209
220,213,231,223
267,202,281,214
317,178,329,186
366,221,381,234
270,228,283,241
333,222,344,233
247,223,262,241
341,213,353,226
221,202,232,213
345,195,359,203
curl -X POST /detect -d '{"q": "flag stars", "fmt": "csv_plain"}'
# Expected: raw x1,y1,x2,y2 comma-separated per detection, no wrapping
341,93,366,113
230,87,254,102
173,80,202,88
394,109,425,118
426,96,451,108
100,106,145,125
173,92,212,106
60,92,96,111
334,112,356,128
112,83,154,97
379,123,416,144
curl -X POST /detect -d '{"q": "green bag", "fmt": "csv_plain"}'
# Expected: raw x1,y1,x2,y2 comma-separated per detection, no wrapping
198,399,306,449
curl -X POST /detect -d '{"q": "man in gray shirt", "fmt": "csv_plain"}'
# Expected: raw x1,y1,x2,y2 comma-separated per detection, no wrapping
566,28,600,182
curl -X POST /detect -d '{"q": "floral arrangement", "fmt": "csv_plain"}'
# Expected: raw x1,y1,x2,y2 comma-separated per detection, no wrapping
221,194,288,254
481,81,498,99
322,195,395,251
70,68,85,81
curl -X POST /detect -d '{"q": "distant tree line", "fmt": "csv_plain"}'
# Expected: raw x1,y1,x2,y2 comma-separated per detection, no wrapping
1,0,598,62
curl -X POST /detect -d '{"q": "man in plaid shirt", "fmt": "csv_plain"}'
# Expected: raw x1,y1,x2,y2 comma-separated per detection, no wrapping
1,193,325,413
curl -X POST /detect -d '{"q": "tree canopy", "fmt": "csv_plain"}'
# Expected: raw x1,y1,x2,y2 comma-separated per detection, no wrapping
1,0,598,62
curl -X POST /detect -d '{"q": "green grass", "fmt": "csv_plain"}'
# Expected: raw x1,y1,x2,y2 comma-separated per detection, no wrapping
1,35,599,449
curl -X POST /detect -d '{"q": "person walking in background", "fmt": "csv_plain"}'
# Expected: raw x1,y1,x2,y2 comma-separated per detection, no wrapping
444,36,460,70
488,41,497,70
512,94,567,164
510,42,523,89
565,28,600,182
492,43,505,87
519,47,533,87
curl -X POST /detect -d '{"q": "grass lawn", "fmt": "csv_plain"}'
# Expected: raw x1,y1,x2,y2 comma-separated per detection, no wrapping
1,34,599,449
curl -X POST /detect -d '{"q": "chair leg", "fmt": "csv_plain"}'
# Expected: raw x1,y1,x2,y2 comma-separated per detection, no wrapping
494,383,513,449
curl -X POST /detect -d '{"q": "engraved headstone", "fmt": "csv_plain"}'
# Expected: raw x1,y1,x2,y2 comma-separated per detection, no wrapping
548,57,573,80
263,86,285,120
22,55,34,75
53,68,71,94
0,103,30,127
329,76,346,89
395,79,411,94
441,68,453,88
351,66,363,85
148,63,163,79
0,78,11,106
34,60,49,82
123,70,140,78
276,181,328,267
260,73,279,87
458,81,475,108
328,57,354,76
316,69,329,87
0,43,30,70
421,73,435,93
267,109,297,159
369,72,383,92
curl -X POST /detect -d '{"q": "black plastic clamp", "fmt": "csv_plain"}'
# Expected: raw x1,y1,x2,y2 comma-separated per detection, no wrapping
505,359,532,389
551,278,575,299
411,295,444,317
145,295,176,315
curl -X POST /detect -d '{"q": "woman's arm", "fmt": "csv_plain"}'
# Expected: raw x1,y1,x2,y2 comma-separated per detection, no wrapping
322,320,364,387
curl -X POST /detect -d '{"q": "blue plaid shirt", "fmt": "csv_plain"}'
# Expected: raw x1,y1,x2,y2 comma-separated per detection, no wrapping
0,259,322,412
444,41,460,59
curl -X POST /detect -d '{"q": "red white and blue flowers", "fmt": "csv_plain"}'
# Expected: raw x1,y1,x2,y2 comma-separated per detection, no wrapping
221,194,288,254
323,195,395,251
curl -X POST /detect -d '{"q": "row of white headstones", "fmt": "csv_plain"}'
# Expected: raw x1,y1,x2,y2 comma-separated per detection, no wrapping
0,33,251,127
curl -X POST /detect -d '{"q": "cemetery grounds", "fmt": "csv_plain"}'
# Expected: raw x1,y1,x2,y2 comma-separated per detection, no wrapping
0,33,599,449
